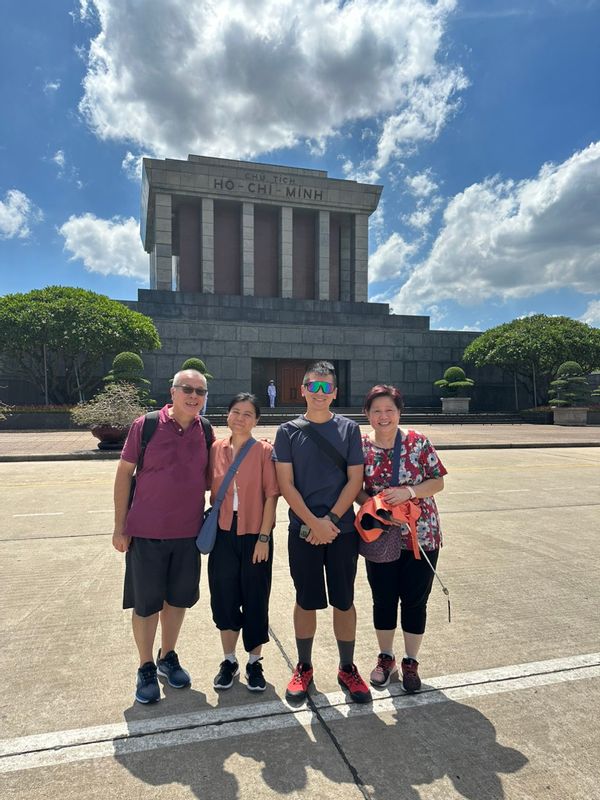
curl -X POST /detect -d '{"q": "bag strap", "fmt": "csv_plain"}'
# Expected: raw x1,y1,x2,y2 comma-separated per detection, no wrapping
136,411,214,474
290,418,347,474
212,438,257,509
390,430,402,486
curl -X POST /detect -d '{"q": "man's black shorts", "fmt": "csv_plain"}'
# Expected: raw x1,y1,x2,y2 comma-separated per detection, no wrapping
288,528,359,611
123,536,200,617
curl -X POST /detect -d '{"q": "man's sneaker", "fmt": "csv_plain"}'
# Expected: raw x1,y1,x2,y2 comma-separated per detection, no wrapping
370,653,398,688
285,662,313,701
135,661,160,704
401,657,422,693
156,649,191,689
337,664,372,704
245,658,266,692
213,659,239,689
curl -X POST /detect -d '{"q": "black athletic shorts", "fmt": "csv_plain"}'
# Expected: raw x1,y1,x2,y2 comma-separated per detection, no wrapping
288,528,359,611
123,536,201,617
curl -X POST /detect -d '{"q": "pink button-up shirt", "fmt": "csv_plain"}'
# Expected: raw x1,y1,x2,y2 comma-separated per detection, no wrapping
209,437,279,535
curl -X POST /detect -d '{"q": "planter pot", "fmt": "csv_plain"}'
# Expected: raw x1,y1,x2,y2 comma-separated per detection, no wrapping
552,407,588,426
91,424,129,450
441,397,471,414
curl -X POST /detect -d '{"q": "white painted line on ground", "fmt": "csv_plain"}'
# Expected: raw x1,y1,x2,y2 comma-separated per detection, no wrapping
450,491,484,495
0,652,598,773
496,489,530,493
12,512,64,518
86,510,111,514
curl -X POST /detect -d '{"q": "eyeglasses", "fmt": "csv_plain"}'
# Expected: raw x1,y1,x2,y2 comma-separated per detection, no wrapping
173,384,208,397
303,380,335,394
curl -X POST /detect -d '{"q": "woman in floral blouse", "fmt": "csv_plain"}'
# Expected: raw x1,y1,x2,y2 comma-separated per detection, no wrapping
357,384,447,693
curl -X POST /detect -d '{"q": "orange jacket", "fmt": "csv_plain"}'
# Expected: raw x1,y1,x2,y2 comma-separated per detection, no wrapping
355,493,422,558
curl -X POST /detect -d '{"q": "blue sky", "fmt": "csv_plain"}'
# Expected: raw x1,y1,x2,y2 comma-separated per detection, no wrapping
1,0,599,332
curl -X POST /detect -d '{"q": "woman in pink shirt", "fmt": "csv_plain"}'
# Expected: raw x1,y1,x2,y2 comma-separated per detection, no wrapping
208,393,279,692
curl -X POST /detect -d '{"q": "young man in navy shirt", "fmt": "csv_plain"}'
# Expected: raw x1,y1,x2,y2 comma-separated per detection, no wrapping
273,361,371,703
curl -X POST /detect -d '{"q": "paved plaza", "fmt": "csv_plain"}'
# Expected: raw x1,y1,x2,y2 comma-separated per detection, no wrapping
0,429,599,799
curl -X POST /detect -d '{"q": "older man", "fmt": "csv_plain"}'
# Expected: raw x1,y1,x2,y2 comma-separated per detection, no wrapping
113,369,213,704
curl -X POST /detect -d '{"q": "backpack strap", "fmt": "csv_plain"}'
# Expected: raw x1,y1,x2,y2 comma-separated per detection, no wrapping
137,410,160,473
199,415,214,453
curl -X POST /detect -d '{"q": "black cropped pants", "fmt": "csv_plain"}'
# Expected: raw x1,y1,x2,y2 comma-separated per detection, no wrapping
365,548,439,635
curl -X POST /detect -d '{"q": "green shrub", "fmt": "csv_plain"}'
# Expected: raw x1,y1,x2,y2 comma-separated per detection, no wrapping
105,352,155,407
180,357,213,380
434,365,475,397
548,361,590,407
71,383,146,429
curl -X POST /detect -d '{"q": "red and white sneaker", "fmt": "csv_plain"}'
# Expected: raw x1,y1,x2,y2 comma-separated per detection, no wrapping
337,664,372,703
285,662,313,701
370,653,398,688
401,657,422,693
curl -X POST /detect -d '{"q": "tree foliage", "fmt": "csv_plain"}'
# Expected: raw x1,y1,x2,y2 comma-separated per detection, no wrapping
0,287,161,404
70,382,146,429
463,315,600,406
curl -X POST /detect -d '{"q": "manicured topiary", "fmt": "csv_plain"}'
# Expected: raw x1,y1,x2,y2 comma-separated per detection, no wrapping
104,352,154,407
548,361,590,407
180,357,213,380
434,366,475,397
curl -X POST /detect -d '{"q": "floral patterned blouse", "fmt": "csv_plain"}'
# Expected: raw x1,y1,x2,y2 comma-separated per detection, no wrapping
359,429,447,562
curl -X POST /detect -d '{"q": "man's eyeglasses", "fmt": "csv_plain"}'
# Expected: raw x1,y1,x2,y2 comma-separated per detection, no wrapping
303,380,335,395
173,384,208,397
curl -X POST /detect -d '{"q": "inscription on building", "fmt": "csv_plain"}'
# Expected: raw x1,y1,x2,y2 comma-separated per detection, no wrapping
213,177,323,202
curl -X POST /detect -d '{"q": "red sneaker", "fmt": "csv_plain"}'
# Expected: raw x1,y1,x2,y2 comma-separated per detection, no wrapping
401,657,422,693
286,662,313,701
337,664,372,704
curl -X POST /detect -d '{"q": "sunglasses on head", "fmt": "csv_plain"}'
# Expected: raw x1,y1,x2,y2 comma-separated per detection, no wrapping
303,380,335,394
173,384,207,397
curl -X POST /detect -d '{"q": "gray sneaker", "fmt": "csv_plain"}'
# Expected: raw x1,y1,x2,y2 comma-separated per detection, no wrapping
157,649,191,689
135,661,160,704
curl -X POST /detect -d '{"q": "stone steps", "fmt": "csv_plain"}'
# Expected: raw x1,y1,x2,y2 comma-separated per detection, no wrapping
204,408,529,426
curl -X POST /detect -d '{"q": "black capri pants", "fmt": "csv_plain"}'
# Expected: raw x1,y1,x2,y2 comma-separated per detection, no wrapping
208,514,273,653
365,548,439,634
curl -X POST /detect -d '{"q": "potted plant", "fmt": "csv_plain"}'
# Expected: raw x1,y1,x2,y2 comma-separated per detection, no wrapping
105,352,155,407
71,382,146,449
434,366,475,414
548,361,590,426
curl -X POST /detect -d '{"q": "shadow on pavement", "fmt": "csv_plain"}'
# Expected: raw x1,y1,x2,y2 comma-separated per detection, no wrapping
113,683,528,799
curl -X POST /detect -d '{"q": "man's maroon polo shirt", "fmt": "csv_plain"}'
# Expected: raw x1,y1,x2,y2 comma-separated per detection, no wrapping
121,404,210,539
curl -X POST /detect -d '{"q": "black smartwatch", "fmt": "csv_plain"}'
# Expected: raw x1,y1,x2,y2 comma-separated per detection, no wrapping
326,511,340,525
258,533,270,543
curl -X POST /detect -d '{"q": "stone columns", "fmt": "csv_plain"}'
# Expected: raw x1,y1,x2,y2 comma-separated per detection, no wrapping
153,193,173,291
340,216,352,302
241,202,254,296
279,206,293,298
201,198,214,293
353,213,368,302
316,210,330,300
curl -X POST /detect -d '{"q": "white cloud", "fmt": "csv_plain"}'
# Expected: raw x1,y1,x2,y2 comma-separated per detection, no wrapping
581,300,600,327
405,170,438,197
44,79,61,94
59,214,148,279
78,0,464,165
369,232,418,282
0,190,43,240
388,141,600,314
121,151,145,181
52,150,66,174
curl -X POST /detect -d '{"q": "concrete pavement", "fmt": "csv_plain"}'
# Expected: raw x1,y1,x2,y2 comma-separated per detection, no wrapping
1,442,599,799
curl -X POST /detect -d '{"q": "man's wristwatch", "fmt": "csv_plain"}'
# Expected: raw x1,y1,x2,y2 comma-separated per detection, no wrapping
258,533,270,543
326,511,340,525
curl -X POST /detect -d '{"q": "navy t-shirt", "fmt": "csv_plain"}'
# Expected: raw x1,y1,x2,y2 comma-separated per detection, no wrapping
272,414,364,533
